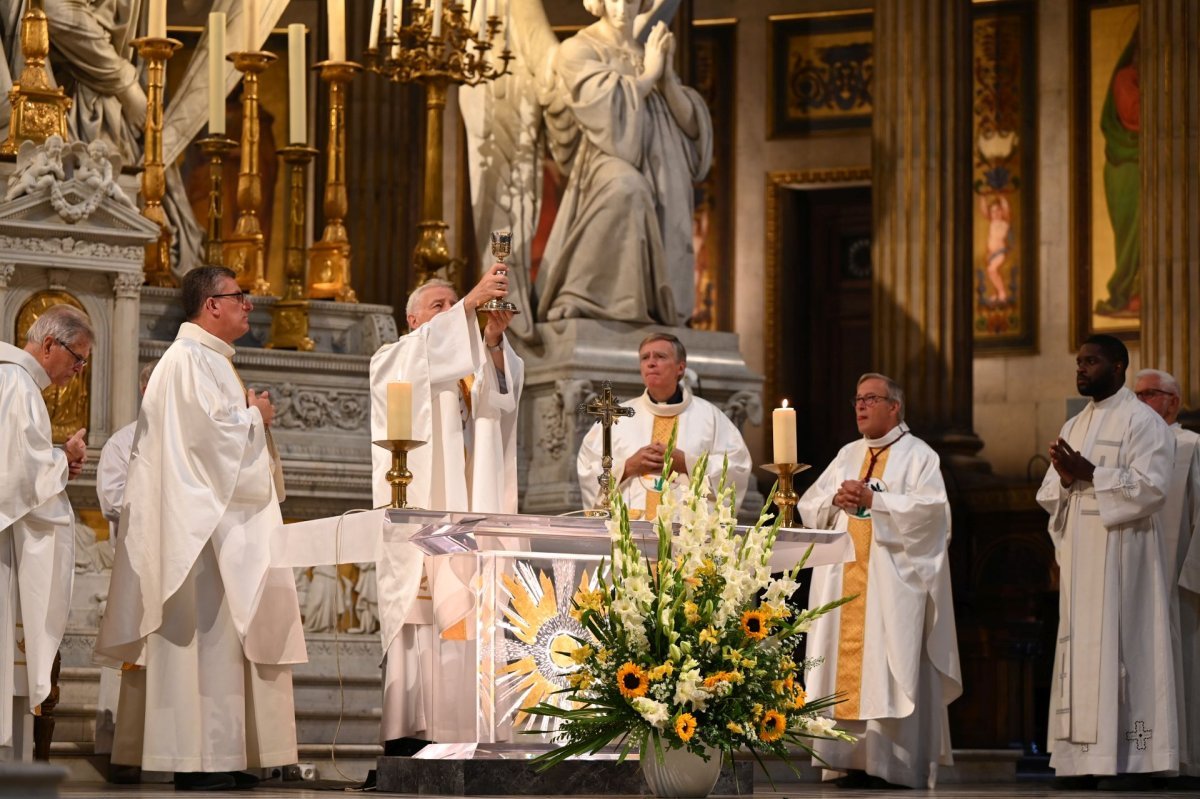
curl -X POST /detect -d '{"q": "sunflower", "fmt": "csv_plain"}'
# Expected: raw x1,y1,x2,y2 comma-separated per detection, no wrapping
759,709,787,742
616,662,649,698
790,685,808,710
674,712,697,742
741,610,769,640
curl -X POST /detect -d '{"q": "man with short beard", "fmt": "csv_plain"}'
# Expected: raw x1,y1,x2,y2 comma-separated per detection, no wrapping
1038,334,1177,789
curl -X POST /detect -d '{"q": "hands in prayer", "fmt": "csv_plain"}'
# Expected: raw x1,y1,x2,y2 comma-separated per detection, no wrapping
625,443,686,479
834,479,873,512
247,389,276,427
64,427,87,479
1049,437,1095,487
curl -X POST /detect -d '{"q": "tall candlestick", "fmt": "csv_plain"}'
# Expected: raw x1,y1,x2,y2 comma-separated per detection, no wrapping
328,0,346,61
387,382,413,439
148,0,167,39
369,0,383,48
135,33,183,286
246,0,259,52
207,13,226,135
772,400,797,464
287,24,306,144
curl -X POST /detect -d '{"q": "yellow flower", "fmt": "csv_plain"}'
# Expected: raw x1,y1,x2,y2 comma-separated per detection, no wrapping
597,647,612,664
751,703,765,720
616,662,649,699
726,721,744,735
771,679,786,694
648,662,675,681
674,713,697,742
790,685,808,710
570,644,595,664
698,626,720,646
570,589,605,621
741,610,769,640
684,601,701,623
759,709,786,742
702,670,744,689
567,672,593,690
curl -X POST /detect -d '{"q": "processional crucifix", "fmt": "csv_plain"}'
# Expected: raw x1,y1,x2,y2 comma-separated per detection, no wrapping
579,381,635,517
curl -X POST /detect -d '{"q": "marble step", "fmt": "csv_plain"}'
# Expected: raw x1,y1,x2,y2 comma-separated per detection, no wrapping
0,762,68,798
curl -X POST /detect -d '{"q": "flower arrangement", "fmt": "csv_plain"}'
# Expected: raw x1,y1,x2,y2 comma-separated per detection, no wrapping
525,433,856,775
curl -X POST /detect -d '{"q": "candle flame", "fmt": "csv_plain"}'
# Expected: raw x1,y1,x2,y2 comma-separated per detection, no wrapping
781,399,790,409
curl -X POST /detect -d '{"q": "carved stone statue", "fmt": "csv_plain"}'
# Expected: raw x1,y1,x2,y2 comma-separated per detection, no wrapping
4,135,66,202
462,0,711,335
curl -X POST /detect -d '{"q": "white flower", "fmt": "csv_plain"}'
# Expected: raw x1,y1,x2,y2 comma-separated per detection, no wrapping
804,715,837,737
765,575,800,605
631,697,671,729
673,666,713,711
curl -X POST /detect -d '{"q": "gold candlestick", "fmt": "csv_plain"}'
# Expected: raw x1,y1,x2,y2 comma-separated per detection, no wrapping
372,439,428,509
133,36,183,287
268,144,320,351
761,462,812,527
2,3,71,155
197,135,238,266
224,50,277,296
307,60,362,303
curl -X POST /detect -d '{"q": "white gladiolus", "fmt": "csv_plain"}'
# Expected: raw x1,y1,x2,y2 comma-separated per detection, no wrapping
632,697,671,729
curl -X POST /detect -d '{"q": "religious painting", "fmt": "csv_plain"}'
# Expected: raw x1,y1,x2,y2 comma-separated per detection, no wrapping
166,25,304,293
689,20,736,331
767,10,873,138
15,291,90,444
1072,1,1140,346
971,1,1038,354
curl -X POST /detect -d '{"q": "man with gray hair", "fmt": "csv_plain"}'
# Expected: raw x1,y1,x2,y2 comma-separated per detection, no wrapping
798,372,961,788
368,264,518,755
1,303,93,760
1135,368,1200,782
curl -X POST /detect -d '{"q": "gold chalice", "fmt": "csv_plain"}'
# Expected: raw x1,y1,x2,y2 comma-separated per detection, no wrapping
479,229,520,314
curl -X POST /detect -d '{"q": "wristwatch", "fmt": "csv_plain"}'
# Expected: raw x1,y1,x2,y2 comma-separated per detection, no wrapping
487,341,503,352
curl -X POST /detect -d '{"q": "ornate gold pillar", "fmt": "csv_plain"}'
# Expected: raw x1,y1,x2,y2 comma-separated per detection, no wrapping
1140,0,1200,416
871,0,981,462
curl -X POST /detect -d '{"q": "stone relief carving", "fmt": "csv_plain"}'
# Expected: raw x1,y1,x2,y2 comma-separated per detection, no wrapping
0,263,15,287
722,390,763,433
0,234,143,263
4,135,136,221
348,563,379,635
271,383,370,432
112,271,144,299
536,379,594,462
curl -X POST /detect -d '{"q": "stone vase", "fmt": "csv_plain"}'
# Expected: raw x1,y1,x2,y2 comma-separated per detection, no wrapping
641,740,721,798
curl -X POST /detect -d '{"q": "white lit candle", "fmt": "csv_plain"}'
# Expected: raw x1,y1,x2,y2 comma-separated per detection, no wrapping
148,0,167,39
502,2,510,50
772,400,797,464
208,13,226,135
387,382,413,440
327,0,346,61
432,0,443,38
287,24,306,144
369,0,384,48
246,0,259,52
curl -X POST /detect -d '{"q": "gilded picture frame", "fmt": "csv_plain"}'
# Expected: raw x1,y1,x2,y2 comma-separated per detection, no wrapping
1071,0,1140,348
767,10,873,139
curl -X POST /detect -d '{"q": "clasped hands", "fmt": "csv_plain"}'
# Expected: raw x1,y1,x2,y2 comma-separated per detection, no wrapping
834,479,873,512
1049,437,1095,487
625,443,686,480
247,389,276,427
64,427,87,479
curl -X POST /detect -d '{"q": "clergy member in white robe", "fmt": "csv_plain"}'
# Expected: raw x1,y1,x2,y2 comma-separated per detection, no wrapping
798,372,961,790
369,269,521,747
1,305,91,761
577,333,750,515
1037,336,1177,789
1135,368,1200,780
96,267,306,790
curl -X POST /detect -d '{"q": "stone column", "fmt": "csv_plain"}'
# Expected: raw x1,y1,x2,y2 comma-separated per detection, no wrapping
0,263,14,308
871,0,981,463
110,273,143,430
1140,0,1200,416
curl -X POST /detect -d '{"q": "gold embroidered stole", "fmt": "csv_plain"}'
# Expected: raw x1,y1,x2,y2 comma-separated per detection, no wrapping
834,445,893,720
458,374,475,418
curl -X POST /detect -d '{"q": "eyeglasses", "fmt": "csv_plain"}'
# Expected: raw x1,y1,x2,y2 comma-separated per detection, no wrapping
208,291,248,305
851,393,892,409
56,338,88,368
1136,389,1176,400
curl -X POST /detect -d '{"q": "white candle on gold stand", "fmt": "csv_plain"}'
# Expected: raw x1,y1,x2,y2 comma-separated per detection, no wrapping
432,0,443,38
503,3,510,49
148,0,167,38
328,0,346,61
369,0,383,48
387,382,413,440
207,13,226,135
246,0,259,52
287,24,306,144
772,400,797,464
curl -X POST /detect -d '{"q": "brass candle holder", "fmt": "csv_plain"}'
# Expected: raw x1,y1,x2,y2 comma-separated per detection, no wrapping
224,50,277,296
1,2,71,155
761,462,811,527
307,60,361,303
268,144,320,350
368,3,512,285
133,35,183,287
197,134,238,266
372,438,427,509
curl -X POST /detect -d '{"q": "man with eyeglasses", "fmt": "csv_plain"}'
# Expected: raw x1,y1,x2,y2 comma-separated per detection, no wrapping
798,372,961,789
1134,368,1200,784
98,266,305,790
1,304,93,760
1036,335,1177,790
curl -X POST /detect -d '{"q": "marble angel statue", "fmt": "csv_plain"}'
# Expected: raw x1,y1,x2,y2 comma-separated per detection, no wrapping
461,0,712,340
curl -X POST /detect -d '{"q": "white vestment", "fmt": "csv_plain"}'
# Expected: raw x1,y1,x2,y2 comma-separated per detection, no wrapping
369,301,523,742
1161,425,1200,775
576,387,751,513
96,322,306,771
798,423,962,789
0,342,75,761
1036,387,1177,776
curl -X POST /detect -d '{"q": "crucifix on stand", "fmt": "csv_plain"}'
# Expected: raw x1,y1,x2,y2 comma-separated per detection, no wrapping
579,381,635,517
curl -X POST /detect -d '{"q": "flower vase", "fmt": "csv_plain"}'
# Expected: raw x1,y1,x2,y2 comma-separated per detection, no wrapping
642,740,721,798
